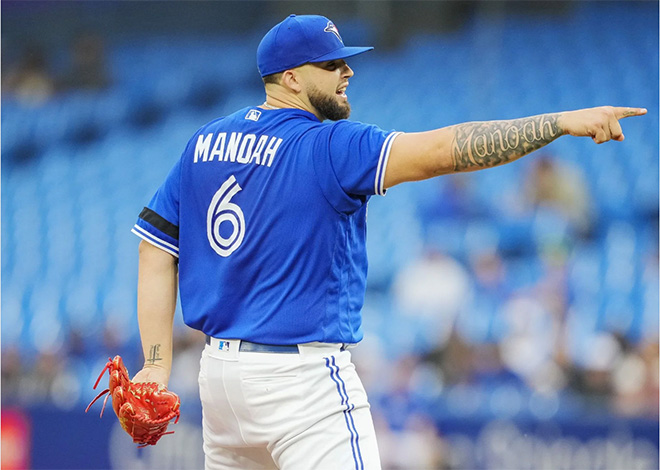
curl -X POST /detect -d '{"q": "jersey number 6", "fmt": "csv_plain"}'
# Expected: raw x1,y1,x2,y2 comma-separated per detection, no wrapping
207,175,245,257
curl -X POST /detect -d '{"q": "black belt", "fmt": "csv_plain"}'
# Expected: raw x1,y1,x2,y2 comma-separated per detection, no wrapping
205,335,299,354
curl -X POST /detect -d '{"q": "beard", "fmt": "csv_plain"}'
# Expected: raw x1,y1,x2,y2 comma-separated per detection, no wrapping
307,84,351,121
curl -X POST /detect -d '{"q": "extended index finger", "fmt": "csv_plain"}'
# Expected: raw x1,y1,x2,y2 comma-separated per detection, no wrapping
614,107,648,119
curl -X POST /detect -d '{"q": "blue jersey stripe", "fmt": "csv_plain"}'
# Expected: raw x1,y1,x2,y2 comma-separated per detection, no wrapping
331,356,364,469
324,356,363,470
131,226,180,258
374,132,393,195
325,357,359,468
374,131,402,196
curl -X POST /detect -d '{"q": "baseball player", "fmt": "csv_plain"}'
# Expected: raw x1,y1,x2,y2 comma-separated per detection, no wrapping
129,14,646,470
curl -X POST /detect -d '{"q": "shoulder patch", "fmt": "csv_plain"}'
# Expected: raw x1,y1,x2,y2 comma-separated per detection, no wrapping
245,109,262,122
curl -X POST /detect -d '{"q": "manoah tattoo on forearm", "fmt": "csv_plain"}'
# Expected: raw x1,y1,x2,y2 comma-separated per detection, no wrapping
451,113,563,172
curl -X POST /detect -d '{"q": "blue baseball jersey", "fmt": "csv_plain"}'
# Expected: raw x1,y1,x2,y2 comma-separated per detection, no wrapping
132,107,400,345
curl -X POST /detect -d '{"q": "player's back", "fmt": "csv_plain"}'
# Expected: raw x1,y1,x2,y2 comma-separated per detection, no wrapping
134,104,397,344
175,106,368,344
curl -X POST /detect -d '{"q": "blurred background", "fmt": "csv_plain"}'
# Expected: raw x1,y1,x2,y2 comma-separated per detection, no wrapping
1,1,658,469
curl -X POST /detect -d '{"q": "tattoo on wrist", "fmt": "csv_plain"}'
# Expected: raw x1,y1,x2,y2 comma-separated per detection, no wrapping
451,113,563,172
147,344,163,365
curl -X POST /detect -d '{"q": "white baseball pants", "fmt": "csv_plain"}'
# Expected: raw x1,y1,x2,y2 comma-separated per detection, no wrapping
198,339,382,470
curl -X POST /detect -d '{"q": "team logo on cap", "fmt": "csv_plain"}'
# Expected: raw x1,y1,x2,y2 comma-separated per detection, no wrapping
324,21,343,43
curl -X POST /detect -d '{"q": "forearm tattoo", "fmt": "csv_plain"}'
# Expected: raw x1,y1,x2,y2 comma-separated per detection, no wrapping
147,344,163,365
450,113,563,172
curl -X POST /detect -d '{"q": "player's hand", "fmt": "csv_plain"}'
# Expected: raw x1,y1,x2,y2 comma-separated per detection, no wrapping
558,106,647,144
132,365,169,387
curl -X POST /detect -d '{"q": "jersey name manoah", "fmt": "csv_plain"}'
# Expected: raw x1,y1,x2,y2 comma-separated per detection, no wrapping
132,107,401,345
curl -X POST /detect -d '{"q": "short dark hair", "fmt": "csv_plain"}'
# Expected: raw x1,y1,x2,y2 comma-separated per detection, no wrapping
262,72,283,85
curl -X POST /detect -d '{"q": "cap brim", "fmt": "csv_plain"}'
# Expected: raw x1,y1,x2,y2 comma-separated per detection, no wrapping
310,46,374,63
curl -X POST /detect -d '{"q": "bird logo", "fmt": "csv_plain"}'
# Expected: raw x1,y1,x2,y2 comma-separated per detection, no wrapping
324,21,343,43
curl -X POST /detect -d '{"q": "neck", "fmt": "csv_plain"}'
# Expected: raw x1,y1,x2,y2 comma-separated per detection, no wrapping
262,87,322,120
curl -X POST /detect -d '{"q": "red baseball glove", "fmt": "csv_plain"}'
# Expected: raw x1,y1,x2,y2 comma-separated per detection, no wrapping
85,355,180,447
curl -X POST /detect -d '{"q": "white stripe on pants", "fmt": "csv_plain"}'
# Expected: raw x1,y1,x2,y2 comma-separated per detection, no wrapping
198,340,381,470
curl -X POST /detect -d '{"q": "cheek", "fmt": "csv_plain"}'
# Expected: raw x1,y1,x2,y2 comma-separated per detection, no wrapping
319,71,341,89
316,77,335,93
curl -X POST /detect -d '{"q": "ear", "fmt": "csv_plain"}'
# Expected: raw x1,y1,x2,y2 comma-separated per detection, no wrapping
281,69,303,94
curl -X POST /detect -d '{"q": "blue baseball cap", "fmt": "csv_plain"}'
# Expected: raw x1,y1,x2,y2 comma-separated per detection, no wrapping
257,14,374,77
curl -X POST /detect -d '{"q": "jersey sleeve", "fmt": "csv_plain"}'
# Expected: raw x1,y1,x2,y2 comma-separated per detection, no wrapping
313,120,401,213
131,157,182,258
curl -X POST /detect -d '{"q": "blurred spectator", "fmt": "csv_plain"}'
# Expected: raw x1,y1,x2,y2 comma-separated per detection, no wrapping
423,332,475,387
16,351,62,404
535,242,571,319
523,155,594,238
611,338,659,417
372,356,449,469
387,414,448,469
471,251,507,296
1,347,24,401
392,249,472,348
60,32,111,91
567,332,620,409
377,355,425,429
2,44,56,105
66,327,88,358
497,295,568,394
466,250,510,340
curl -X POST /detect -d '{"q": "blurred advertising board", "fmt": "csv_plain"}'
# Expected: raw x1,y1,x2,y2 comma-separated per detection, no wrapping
1,409,30,470
1,405,657,469
439,416,658,470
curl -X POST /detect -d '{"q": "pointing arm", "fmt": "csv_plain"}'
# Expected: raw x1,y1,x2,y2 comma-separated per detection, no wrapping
384,106,647,188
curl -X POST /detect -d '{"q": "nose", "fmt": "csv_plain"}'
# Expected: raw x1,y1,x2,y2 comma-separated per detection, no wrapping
342,63,354,78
